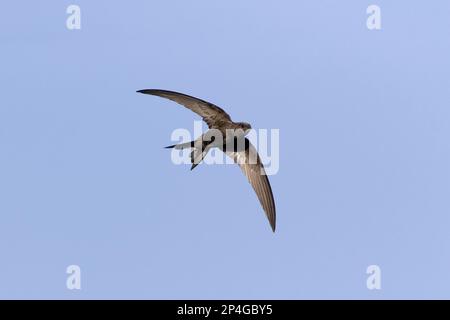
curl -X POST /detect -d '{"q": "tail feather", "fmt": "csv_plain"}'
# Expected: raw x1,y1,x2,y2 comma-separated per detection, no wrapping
190,148,206,171
165,141,195,149
165,137,211,171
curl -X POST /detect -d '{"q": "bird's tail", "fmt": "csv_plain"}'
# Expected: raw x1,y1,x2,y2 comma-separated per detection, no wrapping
165,137,210,171
190,148,206,171
164,141,195,149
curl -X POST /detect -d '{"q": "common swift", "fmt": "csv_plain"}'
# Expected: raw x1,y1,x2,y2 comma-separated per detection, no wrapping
137,89,276,232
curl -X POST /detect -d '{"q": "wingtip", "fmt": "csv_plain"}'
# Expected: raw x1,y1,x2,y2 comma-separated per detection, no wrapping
137,89,159,94
269,217,276,232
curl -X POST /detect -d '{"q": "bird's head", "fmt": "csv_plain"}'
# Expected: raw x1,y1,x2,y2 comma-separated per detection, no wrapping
238,122,252,134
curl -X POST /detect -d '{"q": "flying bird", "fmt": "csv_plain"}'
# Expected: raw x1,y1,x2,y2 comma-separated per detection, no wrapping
137,89,276,232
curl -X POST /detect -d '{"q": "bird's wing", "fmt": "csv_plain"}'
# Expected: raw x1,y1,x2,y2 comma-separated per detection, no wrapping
137,89,232,128
225,138,276,232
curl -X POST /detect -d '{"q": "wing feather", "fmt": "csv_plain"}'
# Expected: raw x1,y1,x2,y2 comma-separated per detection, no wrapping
137,89,232,128
226,138,276,232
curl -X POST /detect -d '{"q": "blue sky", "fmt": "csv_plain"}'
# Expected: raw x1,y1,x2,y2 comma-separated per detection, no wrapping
1,1,450,299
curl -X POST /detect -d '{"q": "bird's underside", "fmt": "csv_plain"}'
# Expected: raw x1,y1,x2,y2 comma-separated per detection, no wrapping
137,89,276,232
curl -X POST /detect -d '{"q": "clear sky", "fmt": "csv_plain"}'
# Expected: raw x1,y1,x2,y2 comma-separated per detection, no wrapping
1,1,450,299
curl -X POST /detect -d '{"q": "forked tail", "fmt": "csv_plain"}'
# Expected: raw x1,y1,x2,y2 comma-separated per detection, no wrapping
165,138,211,171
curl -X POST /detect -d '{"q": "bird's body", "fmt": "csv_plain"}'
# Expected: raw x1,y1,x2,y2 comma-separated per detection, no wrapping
137,89,276,232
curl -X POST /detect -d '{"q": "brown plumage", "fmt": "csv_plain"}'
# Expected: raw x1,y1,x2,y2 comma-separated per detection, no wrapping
137,89,276,232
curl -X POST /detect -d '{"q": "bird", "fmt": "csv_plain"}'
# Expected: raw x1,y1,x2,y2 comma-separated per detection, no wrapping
137,89,276,232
